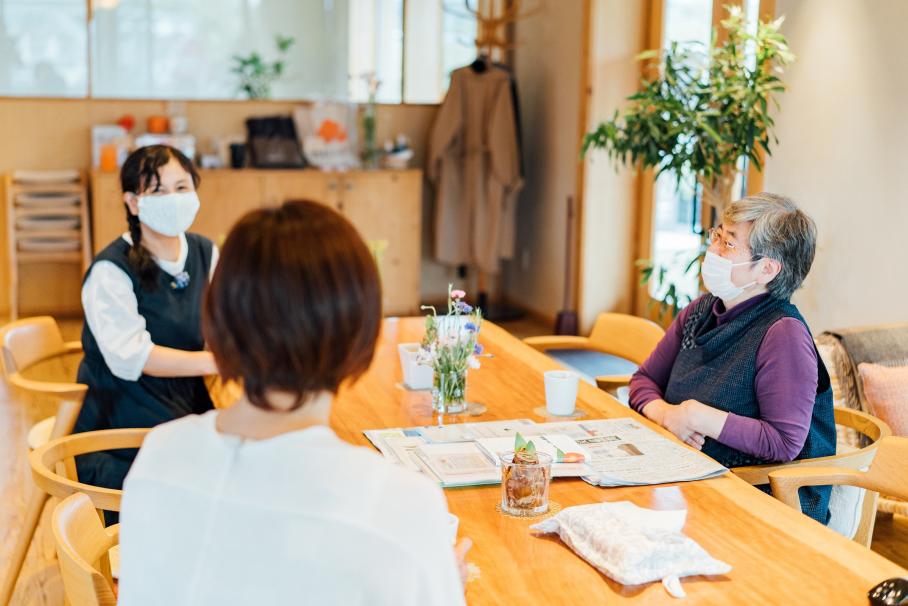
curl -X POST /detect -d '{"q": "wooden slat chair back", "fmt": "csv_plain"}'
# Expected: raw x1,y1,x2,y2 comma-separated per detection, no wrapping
52,493,119,606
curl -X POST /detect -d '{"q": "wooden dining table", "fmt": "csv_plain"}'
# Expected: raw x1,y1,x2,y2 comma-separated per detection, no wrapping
329,317,906,604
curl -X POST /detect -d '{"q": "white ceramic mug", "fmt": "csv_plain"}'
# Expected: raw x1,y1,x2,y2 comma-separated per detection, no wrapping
398,343,433,390
544,370,580,416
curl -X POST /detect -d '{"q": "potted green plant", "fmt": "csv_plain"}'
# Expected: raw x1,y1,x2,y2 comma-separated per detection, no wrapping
231,34,295,100
582,6,793,317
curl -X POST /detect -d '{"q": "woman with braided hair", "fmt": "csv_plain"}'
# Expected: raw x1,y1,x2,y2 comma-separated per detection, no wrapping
74,145,218,501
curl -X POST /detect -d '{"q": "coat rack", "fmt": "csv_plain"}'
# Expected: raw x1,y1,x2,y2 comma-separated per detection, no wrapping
454,1,540,320
465,0,541,56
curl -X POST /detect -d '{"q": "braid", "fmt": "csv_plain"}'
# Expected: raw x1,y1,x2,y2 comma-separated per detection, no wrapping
126,205,160,291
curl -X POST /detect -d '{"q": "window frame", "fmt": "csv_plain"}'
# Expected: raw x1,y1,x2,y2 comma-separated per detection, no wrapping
631,0,776,321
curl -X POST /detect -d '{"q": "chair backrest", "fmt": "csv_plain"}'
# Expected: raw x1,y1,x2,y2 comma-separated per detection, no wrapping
29,428,150,512
842,435,908,498
586,313,665,366
0,317,87,442
732,407,891,486
735,408,890,547
0,316,68,375
52,493,118,606
769,436,908,545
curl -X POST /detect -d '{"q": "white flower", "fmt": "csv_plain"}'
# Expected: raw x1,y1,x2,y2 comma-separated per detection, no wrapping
467,356,481,369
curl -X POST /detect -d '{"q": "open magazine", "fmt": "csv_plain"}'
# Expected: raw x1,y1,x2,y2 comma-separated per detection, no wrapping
364,417,726,488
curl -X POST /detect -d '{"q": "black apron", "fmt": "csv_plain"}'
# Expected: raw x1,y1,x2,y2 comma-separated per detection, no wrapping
74,233,215,495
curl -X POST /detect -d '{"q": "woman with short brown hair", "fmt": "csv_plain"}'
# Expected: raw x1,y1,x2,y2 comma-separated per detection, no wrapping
118,200,467,605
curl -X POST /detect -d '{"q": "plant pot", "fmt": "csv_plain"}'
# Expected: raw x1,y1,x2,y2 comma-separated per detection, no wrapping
500,452,553,516
398,343,432,390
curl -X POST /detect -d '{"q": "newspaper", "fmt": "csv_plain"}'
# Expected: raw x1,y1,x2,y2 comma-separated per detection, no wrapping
364,417,727,488
534,418,727,487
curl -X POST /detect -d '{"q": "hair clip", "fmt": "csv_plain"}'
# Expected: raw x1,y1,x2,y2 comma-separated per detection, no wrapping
171,271,190,290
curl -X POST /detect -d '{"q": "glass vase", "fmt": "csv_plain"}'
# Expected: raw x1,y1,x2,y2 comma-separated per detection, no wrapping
362,102,378,169
432,368,468,414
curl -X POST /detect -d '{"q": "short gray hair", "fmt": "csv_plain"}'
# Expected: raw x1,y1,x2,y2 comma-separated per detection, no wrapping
722,192,817,300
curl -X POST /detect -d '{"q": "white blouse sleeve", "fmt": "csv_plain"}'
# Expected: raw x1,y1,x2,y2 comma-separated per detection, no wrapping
82,261,155,382
209,244,219,280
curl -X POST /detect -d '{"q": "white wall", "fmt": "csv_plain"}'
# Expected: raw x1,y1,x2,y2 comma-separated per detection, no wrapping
503,0,586,320
765,0,908,332
578,0,646,331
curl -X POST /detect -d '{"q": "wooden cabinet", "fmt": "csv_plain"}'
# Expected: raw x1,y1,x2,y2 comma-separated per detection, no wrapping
90,169,422,315
339,172,422,319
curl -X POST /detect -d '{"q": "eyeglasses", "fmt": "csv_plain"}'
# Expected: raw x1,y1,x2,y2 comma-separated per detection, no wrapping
708,227,749,255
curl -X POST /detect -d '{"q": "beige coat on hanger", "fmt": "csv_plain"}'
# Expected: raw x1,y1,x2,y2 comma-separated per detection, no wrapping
428,66,523,275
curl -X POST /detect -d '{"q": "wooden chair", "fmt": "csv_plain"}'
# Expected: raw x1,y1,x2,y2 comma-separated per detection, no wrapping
732,407,891,546
28,428,149,594
770,436,908,547
0,316,87,605
523,312,665,392
29,428,150,513
52,493,118,606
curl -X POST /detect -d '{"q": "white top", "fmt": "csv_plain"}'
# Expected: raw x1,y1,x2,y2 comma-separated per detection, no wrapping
118,411,465,606
81,233,219,381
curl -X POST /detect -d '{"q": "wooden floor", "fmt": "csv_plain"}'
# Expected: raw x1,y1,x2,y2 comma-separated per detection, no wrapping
1,318,907,605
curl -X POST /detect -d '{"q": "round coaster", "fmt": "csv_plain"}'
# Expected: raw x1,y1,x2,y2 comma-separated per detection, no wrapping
532,406,587,420
466,402,487,416
434,402,488,417
495,500,562,520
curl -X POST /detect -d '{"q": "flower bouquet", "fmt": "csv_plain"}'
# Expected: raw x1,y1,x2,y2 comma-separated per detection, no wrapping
418,285,485,414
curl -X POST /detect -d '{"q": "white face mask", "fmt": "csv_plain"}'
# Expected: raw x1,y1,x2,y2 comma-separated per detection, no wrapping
701,250,760,301
136,191,200,237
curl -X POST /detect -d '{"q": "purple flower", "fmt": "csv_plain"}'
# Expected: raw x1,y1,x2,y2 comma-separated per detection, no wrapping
473,343,484,355
456,301,473,313
465,322,477,332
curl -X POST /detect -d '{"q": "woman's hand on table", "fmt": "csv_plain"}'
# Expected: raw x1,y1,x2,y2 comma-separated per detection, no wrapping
641,399,728,449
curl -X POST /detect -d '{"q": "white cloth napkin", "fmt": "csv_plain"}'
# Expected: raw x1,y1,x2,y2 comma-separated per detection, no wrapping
530,501,731,598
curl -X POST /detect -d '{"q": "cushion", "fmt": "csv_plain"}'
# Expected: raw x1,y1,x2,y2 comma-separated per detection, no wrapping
544,349,638,385
858,363,908,436
818,325,908,412
826,442,866,541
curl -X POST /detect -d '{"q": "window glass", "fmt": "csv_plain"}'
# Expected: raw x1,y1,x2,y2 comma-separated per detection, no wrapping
648,0,714,301
0,0,88,97
91,0,354,100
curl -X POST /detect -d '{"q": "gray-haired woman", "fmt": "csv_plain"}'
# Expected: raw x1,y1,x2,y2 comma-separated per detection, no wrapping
629,192,835,524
